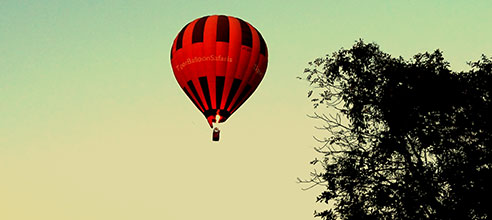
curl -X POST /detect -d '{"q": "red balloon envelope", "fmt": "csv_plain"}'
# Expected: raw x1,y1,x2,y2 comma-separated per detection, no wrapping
170,15,268,128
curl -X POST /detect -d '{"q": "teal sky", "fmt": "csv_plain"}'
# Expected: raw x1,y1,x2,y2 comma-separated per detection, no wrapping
1,1,491,219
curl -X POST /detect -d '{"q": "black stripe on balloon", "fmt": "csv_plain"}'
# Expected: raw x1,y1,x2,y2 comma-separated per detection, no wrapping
187,80,205,111
176,23,188,51
216,15,229,42
231,84,251,112
239,19,252,47
225,79,242,110
192,16,208,43
199,77,212,109
216,76,225,108
183,87,202,112
256,29,267,55
170,44,173,59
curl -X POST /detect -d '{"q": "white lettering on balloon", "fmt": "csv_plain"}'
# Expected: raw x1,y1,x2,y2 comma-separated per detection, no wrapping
175,55,233,71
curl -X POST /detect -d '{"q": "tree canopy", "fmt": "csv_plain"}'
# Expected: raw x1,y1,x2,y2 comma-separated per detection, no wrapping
300,40,492,220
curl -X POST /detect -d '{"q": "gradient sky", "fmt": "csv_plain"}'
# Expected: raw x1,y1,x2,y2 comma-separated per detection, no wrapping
1,1,491,219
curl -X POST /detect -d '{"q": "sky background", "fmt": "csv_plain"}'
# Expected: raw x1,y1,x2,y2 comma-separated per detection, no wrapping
1,1,491,219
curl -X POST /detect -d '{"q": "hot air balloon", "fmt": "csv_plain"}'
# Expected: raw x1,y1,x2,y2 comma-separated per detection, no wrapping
170,15,268,141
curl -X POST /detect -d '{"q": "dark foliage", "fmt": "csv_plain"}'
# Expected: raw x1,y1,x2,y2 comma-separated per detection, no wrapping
300,40,492,220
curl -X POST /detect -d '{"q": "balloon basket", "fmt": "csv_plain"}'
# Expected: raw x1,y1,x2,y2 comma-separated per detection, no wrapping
212,127,220,141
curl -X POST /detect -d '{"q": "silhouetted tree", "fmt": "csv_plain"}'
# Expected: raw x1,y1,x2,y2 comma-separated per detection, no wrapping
299,40,491,220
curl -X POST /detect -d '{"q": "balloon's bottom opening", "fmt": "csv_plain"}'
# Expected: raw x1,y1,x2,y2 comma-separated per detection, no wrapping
206,110,231,128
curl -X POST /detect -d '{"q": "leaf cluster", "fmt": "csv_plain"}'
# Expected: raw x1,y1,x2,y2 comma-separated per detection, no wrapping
300,40,492,220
